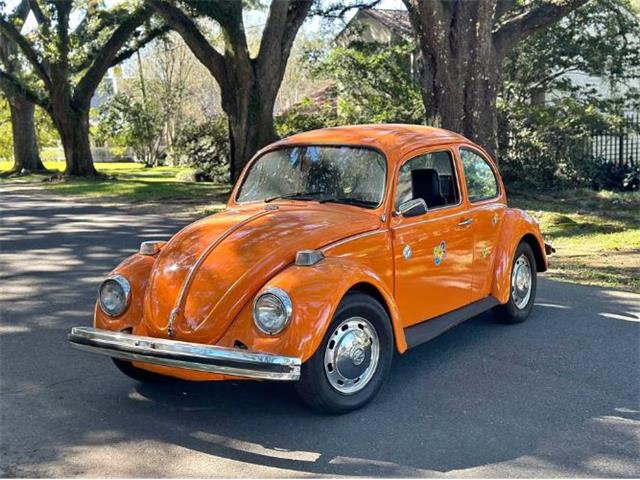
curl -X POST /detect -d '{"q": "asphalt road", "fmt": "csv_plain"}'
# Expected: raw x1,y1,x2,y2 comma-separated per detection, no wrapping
1,185,639,478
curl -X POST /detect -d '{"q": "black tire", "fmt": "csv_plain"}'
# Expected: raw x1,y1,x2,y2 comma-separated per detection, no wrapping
112,358,175,383
295,292,394,414
494,241,537,324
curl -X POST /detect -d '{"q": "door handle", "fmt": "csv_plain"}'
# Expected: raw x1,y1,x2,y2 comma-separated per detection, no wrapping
458,218,473,227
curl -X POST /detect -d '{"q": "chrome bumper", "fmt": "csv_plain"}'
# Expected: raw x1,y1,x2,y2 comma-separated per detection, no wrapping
68,327,301,381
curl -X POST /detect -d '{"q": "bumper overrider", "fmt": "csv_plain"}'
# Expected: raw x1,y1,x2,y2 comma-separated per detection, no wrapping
68,327,301,381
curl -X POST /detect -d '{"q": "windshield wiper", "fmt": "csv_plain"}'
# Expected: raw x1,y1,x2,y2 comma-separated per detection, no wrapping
318,197,378,208
264,191,325,203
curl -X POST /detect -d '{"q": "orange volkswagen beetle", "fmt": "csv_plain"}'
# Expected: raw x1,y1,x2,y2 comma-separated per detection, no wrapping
69,125,551,413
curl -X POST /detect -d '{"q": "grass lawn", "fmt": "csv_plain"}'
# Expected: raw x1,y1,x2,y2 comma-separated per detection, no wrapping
510,189,640,293
0,160,230,205
2,160,638,292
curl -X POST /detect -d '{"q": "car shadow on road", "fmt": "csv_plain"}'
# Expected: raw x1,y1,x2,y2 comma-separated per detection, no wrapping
125,299,639,477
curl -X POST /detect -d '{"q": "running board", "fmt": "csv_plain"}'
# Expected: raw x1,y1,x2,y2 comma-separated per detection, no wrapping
404,296,500,349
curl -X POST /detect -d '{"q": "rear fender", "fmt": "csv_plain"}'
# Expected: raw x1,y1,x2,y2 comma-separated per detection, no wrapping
491,208,547,304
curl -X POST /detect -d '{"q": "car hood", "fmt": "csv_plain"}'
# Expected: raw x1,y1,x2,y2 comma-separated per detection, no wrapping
142,204,380,342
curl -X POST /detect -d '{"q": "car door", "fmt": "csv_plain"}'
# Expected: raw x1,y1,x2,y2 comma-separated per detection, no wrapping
457,146,507,300
390,148,474,327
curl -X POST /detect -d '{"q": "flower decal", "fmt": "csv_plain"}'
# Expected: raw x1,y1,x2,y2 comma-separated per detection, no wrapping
433,241,447,265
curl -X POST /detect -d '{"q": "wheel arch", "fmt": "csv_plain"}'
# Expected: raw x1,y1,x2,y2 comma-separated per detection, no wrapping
347,282,392,320
344,281,406,353
521,233,547,273
491,208,547,303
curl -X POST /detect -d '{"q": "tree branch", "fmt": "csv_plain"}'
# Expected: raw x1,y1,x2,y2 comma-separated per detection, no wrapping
55,1,71,70
0,16,52,89
0,68,48,108
257,0,312,72
185,0,250,72
74,6,152,105
109,24,171,68
531,66,582,91
0,0,29,67
494,0,517,22
149,0,227,84
12,0,30,23
495,0,591,51
311,0,381,19
27,0,49,28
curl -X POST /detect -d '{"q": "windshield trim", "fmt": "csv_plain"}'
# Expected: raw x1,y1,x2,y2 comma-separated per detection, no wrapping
234,143,389,210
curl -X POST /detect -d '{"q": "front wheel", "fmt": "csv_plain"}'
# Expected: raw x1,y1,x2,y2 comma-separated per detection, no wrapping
295,293,394,414
494,241,537,324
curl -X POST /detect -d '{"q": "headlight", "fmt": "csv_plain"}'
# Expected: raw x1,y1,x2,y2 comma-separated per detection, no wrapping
98,275,131,317
253,288,292,335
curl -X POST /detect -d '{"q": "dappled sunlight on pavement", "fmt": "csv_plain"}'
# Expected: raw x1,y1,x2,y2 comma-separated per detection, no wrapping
1,186,639,477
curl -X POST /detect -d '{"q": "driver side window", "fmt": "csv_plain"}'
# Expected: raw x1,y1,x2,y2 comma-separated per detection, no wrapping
395,151,460,209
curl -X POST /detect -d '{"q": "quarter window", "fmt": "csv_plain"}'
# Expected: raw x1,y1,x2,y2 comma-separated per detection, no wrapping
459,148,498,202
395,151,460,209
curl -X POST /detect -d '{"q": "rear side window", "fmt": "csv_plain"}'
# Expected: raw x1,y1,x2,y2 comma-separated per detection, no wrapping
395,151,460,209
459,148,499,202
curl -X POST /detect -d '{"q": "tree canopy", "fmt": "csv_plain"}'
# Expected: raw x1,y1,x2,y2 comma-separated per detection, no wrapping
0,0,167,175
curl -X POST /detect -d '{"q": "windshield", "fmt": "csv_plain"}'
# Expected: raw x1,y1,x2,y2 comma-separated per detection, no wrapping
236,146,387,208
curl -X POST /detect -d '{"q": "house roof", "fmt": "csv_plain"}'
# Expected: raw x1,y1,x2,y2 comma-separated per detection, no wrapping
279,81,337,117
335,8,413,44
361,9,412,39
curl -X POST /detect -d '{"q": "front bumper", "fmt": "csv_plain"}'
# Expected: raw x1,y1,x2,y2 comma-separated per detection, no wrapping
68,327,301,381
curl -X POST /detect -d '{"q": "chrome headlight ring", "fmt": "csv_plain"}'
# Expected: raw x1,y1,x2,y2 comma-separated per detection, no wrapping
98,275,131,317
252,287,293,335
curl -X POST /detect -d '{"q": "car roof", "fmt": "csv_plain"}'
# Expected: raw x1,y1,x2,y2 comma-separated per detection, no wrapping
273,124,469,163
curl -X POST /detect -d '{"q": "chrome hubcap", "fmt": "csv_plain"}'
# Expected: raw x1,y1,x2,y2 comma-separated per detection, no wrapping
511,254,532,309
323,317,380,395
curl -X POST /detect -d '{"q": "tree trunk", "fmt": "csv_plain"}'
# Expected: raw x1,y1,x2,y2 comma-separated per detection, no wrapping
417,54,503,161
148,0,311,182
409,1,503,160
8,96,46,172
227,108,277,182
405,0,590,162
222,72,278,182
52,106,98,177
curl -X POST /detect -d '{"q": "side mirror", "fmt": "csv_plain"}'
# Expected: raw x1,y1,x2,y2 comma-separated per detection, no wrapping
397,198,428,217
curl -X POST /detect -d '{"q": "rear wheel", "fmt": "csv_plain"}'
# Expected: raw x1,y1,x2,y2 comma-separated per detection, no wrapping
494,241,537,324
112,359,174,383
296,293,393,414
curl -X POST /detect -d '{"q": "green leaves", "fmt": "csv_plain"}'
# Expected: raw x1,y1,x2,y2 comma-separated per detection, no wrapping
95,93,164,167
315,41,424,124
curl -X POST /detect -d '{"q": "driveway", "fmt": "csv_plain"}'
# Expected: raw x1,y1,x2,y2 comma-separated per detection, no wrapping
1,186,639,477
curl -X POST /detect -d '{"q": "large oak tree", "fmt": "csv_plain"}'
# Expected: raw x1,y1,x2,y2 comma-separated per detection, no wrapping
0,1,165,176
0,0,45,174
403,0,591,159
150,0,313,180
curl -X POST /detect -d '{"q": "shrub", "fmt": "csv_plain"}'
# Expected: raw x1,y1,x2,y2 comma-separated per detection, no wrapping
499,98,634,191
174,117,229,183
276,97,338,138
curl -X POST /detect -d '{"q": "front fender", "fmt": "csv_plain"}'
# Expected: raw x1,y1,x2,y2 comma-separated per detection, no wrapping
491,208,547,304
220,256,407,362
94,253,155,332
